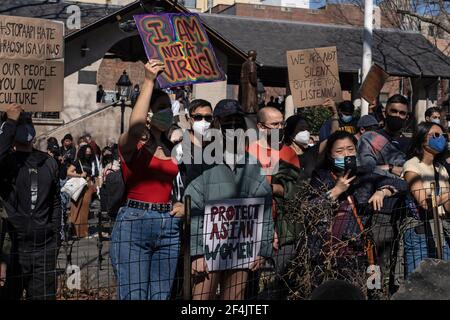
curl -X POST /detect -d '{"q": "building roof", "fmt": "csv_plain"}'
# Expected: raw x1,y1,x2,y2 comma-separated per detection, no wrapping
0,0,122,35
0,0,248,76
200,14,450,78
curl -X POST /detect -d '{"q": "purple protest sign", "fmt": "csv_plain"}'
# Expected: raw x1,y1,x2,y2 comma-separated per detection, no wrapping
134,13,226,88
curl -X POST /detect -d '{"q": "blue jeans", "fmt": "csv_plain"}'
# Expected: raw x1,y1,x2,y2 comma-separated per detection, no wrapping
110,206,181,300
404,223,450,276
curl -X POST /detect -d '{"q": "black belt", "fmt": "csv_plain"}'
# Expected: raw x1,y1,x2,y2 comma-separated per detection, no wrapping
126,199,172,212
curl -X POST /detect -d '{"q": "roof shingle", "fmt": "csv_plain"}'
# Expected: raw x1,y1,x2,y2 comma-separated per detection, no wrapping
200,14,450,78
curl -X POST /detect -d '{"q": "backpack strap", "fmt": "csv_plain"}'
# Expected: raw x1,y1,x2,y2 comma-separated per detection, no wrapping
29,167,38,212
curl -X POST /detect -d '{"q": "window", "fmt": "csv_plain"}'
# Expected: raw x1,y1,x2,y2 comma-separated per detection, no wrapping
428,25,435,37
78,70,97,85
32,112,60,119
255,5,266,9
182,0,197,8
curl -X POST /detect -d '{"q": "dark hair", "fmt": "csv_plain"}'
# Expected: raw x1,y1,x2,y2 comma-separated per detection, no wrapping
146,89,174,152
47,143,60,157
386,94,408,112
77,145,93,162
47,137,58,147
407,121,446,161
283,114,309,145
337,100,355,114
175,90,184,101
101,146,114,167
189,99,212,116
310,280,366,300
425,107,441,119
322,131,357,169
149,89,171,111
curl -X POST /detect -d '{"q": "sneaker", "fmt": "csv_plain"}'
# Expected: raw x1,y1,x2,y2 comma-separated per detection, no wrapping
87,233,99,239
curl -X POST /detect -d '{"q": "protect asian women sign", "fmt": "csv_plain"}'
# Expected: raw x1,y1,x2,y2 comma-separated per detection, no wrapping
134,13,226,89
203,198,265,272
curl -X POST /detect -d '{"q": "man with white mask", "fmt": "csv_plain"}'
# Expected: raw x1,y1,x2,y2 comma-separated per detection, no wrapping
174,99,213,188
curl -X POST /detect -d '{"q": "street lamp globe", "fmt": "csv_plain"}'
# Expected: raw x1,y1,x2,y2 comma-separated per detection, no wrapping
116,70,132,100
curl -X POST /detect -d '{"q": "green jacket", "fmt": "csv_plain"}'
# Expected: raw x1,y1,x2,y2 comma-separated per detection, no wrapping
272,153,302,247
184,153,274,259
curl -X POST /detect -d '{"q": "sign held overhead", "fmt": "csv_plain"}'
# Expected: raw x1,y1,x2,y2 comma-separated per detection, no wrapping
359,64,389,105
134,13,226,89
287,46,342,108
0,15,64,112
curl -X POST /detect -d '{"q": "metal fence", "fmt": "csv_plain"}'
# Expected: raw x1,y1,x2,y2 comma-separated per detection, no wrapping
1,187,450,300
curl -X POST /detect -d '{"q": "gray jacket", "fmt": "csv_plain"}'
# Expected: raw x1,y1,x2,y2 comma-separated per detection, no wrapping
184,153,274,259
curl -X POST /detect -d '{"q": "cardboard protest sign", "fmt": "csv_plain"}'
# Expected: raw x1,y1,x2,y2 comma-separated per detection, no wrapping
359,64,389,104
287,46,342,108
0,59,64,112
203,198,265,272
134,13,226,89
0,15,64,112
0,15,64,60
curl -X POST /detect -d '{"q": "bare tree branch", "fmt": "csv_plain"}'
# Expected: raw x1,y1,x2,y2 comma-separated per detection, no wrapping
397,8,450,34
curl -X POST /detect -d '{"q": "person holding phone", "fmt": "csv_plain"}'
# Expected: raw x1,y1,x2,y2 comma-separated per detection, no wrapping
309,131,406,262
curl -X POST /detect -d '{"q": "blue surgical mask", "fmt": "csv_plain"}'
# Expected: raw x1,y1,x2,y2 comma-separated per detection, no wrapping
334,157,345,170
341,114,353,123
431,119,441,125
428,135,447,153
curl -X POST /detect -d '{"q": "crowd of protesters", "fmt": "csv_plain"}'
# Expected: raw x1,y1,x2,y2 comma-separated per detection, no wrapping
1,59,450,301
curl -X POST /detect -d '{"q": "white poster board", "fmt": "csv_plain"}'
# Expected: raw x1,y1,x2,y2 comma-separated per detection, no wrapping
203,198,265,272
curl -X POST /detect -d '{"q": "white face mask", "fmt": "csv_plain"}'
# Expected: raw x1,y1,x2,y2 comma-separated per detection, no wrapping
192,120,211,136
294,130,310,146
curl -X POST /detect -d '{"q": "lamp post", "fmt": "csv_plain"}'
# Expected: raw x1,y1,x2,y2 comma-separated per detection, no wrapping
116,70,132,134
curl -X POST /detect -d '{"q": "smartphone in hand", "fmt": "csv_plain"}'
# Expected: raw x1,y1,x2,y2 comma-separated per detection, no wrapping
344,156,358,178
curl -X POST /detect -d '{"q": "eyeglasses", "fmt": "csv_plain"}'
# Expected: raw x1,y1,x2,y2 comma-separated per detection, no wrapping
261,121,284,129
192,114,213,122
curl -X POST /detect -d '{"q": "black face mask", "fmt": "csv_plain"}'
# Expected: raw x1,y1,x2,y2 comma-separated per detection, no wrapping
385,115,405,133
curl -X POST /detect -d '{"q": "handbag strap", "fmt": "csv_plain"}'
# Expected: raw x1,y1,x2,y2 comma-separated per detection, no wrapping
79,160,85,174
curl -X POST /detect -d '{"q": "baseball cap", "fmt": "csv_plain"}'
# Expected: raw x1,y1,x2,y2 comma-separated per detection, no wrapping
213,99,245,119
357,115,379,129
338,101,355,114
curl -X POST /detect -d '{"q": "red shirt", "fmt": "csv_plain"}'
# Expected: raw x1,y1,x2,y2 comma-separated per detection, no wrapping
119,145,179,203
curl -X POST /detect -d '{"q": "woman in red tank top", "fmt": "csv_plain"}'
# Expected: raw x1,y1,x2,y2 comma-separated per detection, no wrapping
110,60,183,300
